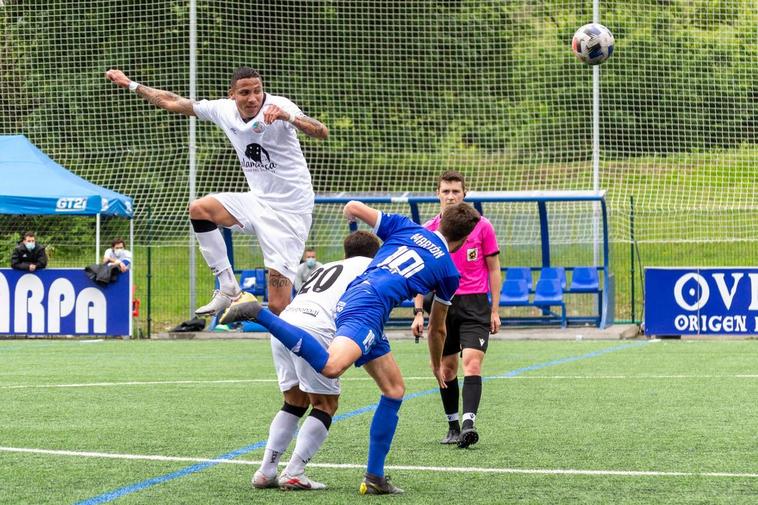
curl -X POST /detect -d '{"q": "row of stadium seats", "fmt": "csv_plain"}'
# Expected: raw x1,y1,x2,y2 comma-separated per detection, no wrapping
498,267,601,328
223,266,602,329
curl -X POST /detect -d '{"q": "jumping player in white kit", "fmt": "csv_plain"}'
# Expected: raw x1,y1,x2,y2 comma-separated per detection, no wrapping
105,66,328,316
249,231,380,491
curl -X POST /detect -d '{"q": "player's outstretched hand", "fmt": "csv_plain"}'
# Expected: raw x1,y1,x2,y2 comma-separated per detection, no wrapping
105,69,131,89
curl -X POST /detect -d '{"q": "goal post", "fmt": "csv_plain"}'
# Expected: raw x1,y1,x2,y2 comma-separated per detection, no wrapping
222,191,615,328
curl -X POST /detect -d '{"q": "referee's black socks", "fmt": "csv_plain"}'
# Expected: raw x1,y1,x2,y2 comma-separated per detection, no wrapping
461,375,482,430
440,378,460,431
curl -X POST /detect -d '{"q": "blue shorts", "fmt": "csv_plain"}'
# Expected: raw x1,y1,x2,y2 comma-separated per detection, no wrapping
335,285,391,367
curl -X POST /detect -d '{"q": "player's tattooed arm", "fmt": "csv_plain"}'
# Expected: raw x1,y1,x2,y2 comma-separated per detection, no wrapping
135,85,196,116
105,69,196,116
269,272,291,289
292,115,329,140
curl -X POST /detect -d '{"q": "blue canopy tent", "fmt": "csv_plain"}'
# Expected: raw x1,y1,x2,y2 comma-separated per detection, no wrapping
0,135,134,260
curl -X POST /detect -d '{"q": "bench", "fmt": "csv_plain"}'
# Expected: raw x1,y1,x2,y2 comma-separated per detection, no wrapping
498,266,603,327
220,266,604,329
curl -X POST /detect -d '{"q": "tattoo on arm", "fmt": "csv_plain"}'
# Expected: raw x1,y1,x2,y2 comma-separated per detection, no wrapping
269,273,291,288
136,85,195,116
294,115,329,140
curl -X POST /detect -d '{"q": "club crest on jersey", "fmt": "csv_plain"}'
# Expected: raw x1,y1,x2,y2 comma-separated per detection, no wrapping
251,120,266,134
467,248,478,261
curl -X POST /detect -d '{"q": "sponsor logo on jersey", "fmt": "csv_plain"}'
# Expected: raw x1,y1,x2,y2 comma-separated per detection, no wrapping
289,306,319,317
242,142,277,172
467,248,478,261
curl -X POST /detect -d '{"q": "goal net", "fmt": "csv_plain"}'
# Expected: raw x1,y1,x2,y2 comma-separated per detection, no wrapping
1,0,755,324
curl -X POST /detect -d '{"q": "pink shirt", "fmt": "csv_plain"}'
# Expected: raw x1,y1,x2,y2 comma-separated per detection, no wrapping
424,214,500,295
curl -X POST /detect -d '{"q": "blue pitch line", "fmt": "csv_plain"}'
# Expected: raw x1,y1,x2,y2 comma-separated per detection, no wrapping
75,340,651,504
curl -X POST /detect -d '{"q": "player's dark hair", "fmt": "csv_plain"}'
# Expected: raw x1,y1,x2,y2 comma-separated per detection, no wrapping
111,238,126,248
23,231,35,240
439,203,480,243
437,170,467,192
231,67,262,88
344,231,380,259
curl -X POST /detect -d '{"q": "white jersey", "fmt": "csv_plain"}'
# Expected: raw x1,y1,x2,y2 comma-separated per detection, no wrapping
281,256,372,335
192,94,314,213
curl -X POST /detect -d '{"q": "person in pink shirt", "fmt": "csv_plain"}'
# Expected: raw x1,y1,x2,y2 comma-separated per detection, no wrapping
411,170,502,448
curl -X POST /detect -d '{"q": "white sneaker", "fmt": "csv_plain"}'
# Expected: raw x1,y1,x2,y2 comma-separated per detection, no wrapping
278,472,327,491
251,470,279,489
195,290,241,317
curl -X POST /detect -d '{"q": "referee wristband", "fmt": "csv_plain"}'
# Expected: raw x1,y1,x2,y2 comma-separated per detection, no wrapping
128,81,140,92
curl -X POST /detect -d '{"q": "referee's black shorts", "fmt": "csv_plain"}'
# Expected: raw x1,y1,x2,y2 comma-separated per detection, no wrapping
442,293,491,357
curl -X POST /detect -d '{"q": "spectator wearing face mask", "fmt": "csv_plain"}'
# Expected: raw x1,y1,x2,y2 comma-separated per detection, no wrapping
294,247,322,292
103,238,132,273
11,231,48,272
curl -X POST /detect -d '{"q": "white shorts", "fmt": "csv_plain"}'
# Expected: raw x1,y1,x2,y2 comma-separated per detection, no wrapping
211,192,311,283
270,321,340,395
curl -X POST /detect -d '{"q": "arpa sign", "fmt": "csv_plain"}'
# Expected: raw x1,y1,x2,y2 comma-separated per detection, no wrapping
0,268,131,336
645,268,758,335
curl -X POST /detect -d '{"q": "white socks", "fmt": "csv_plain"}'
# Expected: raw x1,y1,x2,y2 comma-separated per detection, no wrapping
259,410,301,476
194,228,239,294
283,415,330,476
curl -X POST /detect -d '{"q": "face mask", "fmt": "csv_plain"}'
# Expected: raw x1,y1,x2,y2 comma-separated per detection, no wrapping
305,258,317,268
25,242,35,251
113,248,125,259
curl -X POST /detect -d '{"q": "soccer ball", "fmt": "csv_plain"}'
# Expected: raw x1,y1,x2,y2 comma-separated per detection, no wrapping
571,23,615,65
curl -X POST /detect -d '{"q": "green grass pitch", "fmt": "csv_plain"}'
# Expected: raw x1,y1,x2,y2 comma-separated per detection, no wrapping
0,338,756,504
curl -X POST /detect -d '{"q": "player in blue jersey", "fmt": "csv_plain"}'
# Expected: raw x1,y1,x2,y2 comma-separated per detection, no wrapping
221,200,481,495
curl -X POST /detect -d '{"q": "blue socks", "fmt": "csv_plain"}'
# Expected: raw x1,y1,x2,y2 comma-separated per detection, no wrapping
367,395,403,477
256,309,329,372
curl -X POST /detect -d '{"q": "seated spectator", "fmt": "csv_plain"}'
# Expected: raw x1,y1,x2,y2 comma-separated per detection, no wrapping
294,247,322,292
11,231,48,272
103,238,132,273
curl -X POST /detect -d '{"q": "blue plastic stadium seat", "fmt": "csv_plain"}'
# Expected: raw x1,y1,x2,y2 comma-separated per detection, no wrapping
533,278,566,327
570,267,600,292
500,279,530,306
239,269,267,300
539,267,566,289
505,267,533,290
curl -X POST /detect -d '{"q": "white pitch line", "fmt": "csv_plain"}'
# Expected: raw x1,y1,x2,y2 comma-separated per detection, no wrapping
0,446,756,479
1,374,756,390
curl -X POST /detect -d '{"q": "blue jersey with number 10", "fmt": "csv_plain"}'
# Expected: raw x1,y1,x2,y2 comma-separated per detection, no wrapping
342,212,460,320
